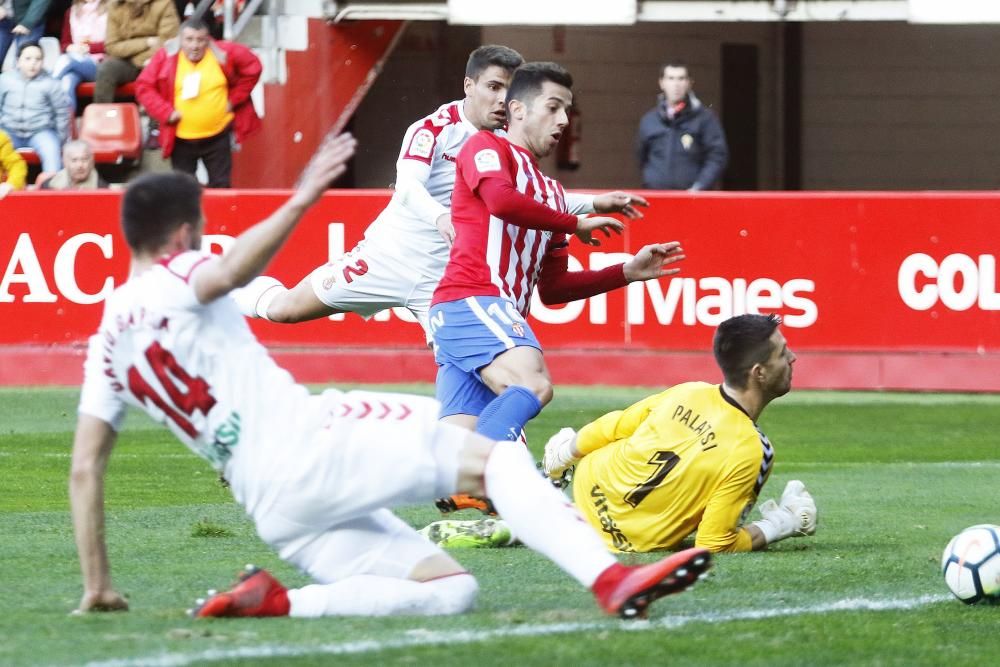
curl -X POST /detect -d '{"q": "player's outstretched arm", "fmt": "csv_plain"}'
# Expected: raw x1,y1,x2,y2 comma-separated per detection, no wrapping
192,132,357,304
622,242,686,282
69,415,128,613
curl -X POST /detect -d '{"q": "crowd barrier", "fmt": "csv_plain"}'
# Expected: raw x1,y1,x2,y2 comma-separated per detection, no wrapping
1,190,997,390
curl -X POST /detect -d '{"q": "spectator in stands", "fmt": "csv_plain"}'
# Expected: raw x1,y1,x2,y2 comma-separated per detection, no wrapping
39,138,107,188
0,42,69,174
53,0,108,114
93,0,177,102
0,0,51,69
0,126,27,197
635,61,728,191
135,17,260,188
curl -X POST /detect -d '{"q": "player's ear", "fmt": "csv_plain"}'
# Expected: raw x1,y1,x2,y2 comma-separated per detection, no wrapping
508,98,525,121
463,76,476,96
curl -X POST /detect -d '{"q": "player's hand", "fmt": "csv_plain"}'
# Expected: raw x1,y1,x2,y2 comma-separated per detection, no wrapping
574,216,624,247
167,110,182,124
436,213,456,248
12,23,30,35
74,589,129,614
0,182,14,199
291,132,358,207
779,480,817,536
593,191,648,220
622,242,685,282
542,427,580,479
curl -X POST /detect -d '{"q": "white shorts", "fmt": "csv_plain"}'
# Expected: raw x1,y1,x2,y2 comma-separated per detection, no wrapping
232,390,468,582
308,239,447,338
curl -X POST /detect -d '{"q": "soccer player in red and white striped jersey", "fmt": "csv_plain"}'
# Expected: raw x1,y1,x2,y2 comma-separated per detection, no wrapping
429,62,688,452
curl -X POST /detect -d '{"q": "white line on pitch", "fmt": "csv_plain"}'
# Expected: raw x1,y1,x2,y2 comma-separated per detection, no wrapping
70,594,951,667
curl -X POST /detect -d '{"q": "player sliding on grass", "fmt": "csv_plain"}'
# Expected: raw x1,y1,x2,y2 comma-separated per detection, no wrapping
423,314,819,553
68,132,711,620
428,61,686,513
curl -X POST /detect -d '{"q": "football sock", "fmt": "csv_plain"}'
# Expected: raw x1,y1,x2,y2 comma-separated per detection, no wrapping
483,441,615,588
286,572,478,617
230,275,285,320
476,386,542,442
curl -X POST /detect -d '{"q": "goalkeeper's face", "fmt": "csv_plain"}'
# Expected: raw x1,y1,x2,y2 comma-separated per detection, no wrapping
760,329,796,398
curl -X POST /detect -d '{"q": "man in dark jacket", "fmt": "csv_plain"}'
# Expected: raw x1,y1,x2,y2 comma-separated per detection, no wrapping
635,62,728,191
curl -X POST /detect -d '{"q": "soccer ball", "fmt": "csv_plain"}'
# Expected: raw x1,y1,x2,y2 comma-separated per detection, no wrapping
941,524,1000,604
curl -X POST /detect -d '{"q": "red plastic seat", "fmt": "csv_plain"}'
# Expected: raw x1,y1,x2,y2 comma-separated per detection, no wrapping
78,103,143,164
75,82,137,100
15,148,40,165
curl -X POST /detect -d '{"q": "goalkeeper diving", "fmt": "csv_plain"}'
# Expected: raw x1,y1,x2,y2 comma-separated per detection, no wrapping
420,313,818,553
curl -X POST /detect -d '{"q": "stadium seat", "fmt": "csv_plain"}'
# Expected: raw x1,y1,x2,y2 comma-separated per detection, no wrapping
75,82,137,101
78,103,142,164
15,148,40,166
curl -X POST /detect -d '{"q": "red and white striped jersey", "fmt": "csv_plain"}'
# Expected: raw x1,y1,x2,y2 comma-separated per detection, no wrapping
432,131,573,315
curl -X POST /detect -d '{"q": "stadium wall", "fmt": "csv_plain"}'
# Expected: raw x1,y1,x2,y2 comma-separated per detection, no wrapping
354,21,1000,192
2,190,997,391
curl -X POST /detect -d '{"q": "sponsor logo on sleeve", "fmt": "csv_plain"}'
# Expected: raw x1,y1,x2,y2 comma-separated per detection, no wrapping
474,149,502,173
408,129,435,159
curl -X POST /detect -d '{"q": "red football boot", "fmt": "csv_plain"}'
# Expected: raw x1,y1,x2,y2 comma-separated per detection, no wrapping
594,547,712,619
191,565,290,618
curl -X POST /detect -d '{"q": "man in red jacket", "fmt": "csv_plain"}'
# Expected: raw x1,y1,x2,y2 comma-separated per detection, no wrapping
135,17,261,187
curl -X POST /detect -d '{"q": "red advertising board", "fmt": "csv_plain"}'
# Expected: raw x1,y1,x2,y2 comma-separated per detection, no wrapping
1,190,998,389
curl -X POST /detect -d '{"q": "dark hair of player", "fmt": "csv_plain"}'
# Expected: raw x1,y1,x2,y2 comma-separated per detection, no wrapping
121,172,204,253
713,314,783,389
180,17,211,33
660,61,690,76
505,61,573,110
465,45,524,80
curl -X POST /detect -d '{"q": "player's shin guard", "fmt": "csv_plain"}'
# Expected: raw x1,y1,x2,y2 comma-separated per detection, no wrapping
286,573,478,617
476,386,542,442
483,441,615,588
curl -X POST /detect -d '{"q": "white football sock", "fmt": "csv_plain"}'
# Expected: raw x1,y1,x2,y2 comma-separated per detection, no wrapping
287,572,478,617
230,276,285,320
483,442,615,588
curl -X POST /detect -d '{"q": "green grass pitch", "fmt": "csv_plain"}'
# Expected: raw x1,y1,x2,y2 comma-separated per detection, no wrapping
2,384,1000,666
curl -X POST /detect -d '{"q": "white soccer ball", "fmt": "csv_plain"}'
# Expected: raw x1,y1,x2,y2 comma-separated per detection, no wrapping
941,524,1000,605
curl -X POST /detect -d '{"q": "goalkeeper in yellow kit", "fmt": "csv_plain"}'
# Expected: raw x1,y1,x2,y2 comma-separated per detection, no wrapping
420,313,818,553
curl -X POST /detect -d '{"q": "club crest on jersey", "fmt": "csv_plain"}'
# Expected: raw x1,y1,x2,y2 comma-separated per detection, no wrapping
409,129,435,158
474,148,501,172
512,322,525,337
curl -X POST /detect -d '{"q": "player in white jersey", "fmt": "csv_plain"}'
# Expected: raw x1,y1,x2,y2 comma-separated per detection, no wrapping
69,132,712,620
234,46,648,345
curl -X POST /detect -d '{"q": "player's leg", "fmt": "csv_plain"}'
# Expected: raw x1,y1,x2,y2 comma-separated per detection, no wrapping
476,345,552,441
457,432,712,618
194,511,479,618
432,356,501,514
232,242,409,323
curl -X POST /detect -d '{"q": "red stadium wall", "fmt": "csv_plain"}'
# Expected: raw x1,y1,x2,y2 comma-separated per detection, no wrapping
1,191,998,390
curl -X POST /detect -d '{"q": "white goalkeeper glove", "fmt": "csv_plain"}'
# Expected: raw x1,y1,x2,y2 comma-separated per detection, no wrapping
751,480,817,545
542,427,580,480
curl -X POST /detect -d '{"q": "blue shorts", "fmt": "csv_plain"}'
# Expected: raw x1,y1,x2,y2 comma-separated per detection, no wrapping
429,296,541,418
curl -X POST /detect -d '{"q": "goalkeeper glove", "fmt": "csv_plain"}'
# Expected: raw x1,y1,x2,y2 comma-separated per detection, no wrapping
751,480,817,545
542,427,579,480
